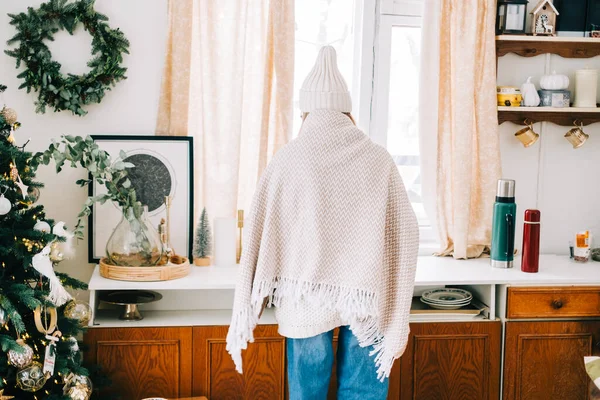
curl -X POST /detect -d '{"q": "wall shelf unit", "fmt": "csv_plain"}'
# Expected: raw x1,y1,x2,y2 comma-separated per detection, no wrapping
496,35,600,126
496,35,600,58
498,106,600,126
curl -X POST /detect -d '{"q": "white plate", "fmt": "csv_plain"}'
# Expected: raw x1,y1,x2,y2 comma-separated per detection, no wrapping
420,297,471,310
421,298,471,306
422,288,472,303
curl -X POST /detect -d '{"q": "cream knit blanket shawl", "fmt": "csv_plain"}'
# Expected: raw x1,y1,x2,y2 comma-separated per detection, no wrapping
226,110,419,380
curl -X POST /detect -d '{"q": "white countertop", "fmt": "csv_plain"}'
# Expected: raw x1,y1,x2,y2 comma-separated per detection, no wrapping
88,254,600,291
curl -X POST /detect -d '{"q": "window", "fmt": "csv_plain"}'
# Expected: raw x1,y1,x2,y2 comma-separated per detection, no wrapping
294,0,432,246
369,2,431,243
293,0,359,136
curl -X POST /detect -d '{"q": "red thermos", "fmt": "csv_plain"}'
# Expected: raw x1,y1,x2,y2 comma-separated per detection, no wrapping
521,209,541,273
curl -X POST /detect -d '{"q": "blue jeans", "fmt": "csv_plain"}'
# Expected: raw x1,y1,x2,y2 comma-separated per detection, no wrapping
287,326,389,400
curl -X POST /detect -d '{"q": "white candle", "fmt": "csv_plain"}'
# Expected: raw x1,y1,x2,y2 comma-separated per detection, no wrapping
574,69,598,108
213,217,237,267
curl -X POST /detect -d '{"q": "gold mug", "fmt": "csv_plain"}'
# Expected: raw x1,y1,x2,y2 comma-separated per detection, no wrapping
565,123,589,149
514,122,539,148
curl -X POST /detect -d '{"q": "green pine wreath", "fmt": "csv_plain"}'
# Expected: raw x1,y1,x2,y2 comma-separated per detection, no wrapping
5,0,130,116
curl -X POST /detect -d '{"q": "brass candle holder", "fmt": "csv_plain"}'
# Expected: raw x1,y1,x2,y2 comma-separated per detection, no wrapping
237,210,244,264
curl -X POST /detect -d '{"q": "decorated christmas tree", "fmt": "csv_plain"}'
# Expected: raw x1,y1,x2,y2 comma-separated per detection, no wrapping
0,85,95,399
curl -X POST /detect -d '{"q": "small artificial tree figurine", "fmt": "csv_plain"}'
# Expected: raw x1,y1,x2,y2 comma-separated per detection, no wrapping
193,208,212,266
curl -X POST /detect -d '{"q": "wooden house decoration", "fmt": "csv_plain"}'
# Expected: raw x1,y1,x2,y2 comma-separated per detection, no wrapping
531,0,559,36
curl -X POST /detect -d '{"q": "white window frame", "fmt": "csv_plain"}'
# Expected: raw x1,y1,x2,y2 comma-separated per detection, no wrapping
356,0,437,251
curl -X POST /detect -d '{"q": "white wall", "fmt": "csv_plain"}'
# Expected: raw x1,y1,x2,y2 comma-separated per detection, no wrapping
0,0,594,295
0,1,168,291
498,53,600,255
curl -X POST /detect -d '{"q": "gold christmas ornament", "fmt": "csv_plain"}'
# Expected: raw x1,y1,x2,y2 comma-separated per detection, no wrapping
16,362,47,392
9,163,18,181
63,301,92,327
49,241,64,263
8,339,34,368
63,373,93,400
1,107,18,125
27,186,40,203
34,305,58,334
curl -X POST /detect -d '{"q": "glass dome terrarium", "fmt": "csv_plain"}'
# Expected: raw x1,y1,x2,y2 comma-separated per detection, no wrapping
106,205,163,267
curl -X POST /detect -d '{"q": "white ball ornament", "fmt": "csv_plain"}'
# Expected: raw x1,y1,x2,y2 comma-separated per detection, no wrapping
0,194,11,216
8,340,34,368
33,220,51,233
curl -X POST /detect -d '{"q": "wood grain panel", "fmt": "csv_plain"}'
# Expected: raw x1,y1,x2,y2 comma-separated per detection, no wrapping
193,325,285,400
507,287,600,319
84,327,192,399
503,321,600,400
496,39,600,58
400,322,501,400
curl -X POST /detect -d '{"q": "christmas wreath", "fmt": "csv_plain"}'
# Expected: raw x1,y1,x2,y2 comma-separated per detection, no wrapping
5,0,130,116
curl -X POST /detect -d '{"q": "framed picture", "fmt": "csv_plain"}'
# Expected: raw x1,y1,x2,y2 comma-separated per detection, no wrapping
88,135,194,263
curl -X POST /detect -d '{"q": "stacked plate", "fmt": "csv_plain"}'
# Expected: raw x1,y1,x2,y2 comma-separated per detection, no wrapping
420,288,472,310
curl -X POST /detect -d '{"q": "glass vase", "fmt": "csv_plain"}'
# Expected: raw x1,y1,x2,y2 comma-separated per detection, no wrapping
106,206,163,267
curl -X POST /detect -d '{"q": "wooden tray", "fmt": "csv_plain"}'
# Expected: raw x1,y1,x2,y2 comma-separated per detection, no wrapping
99,257,191,282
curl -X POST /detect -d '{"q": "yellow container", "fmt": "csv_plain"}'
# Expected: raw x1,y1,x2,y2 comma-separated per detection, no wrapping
497,86,522,107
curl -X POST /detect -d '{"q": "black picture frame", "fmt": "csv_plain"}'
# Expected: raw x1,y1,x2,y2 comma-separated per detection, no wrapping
87,135,194,264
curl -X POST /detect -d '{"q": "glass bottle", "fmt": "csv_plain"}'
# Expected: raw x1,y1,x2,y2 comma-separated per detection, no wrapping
106,206,163,267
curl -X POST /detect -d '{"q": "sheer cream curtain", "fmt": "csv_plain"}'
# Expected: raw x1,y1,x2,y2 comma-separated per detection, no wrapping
157,0,294,219
419,0,501,259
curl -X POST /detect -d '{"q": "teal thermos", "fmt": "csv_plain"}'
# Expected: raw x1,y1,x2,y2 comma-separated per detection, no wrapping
491,179,516,268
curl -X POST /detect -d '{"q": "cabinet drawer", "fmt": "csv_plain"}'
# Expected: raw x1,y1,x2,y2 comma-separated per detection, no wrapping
507,287,600,319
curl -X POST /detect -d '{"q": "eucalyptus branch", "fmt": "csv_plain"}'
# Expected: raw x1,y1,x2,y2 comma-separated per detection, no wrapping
34,135,143,239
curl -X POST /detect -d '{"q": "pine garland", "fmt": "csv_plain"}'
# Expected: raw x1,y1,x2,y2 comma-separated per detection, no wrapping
4,0,130,116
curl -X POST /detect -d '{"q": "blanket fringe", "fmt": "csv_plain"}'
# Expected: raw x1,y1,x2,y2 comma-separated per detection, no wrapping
226,304,258,373
227,278,399,381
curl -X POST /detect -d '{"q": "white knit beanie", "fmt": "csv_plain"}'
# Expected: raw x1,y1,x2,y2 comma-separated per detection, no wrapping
299,46,352,113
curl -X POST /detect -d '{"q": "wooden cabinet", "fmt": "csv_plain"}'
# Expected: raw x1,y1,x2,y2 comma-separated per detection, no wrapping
84,327,193,399
192,325,286,400
84,322,501,400
503,321,600,400
400,321,502,400
507,287,600,319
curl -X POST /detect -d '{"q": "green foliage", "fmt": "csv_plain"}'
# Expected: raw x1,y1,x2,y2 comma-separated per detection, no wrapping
0,102,97,398
5,0,130,116
34,135,142,239
193,208,212,258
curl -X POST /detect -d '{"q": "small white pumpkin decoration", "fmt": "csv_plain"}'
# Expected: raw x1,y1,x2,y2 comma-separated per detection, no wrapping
540,71,569,90
520,77,540,107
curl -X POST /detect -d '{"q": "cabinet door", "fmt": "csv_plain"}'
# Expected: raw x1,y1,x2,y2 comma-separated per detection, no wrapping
84,327,193,399
503,321,600,400
400,321,502,400
193,325,286,400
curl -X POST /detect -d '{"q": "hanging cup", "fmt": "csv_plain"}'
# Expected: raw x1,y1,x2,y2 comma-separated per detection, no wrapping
514,120,539,148
564,121,589,149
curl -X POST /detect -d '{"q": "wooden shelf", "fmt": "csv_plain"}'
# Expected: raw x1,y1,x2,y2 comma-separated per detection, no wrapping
498,106,600,126
496,35,600,58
